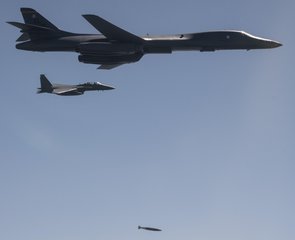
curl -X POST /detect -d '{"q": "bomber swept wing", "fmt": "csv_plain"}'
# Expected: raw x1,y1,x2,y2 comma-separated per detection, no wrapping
79,14,145,69
82,14,143,43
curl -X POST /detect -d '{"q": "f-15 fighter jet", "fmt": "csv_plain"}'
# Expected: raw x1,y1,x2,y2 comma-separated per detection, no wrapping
8,8,282,70
37,74,114,96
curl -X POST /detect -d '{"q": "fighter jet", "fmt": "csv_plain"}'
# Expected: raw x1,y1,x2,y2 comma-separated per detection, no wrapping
138,226,162,232
8,8,282,70
37,74,114,96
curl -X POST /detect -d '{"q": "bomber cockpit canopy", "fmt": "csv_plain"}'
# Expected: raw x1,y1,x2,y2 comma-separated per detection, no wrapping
240,31,272,41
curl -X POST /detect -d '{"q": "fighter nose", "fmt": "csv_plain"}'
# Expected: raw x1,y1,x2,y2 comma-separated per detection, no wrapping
105,85,115,90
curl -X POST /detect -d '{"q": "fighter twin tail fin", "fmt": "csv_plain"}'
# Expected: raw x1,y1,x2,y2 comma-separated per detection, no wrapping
37,74,53,93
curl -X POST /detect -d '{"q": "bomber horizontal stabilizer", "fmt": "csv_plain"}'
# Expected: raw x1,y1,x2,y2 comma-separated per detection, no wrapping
7,21,54,32
82,14,143,44
7,21,62,41
16,33,30,41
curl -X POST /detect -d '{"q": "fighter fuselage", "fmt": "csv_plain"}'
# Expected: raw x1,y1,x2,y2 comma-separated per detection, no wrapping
38,74,114,96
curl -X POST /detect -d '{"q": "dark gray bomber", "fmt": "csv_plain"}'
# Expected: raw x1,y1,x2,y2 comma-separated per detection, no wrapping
8,8,282,70
38,74,114,96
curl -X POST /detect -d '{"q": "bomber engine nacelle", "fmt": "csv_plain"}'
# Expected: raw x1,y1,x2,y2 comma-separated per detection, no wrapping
77,42,143,55
78,52,143,64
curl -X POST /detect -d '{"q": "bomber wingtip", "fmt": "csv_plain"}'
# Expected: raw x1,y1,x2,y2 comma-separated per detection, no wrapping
20,7,35,12
6,21,16,26
82,14,102,23
82,14,94,19
6,21,14,27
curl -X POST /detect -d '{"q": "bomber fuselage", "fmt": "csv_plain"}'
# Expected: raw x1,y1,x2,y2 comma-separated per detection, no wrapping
9,8,282,69
16,30,281,53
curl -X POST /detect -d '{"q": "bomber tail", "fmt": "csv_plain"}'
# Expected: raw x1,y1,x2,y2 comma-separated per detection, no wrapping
20,8,59,30
38,74,53,94
8,8,69,41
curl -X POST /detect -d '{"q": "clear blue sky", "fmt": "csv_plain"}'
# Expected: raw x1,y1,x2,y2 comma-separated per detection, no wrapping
1,1,294,240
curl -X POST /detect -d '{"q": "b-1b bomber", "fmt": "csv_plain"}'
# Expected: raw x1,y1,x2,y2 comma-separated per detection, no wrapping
8,8,282,70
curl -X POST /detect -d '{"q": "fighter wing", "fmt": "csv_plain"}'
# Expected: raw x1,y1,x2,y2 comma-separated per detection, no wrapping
98,63,124,70
82,14,143,44
53,87,83,95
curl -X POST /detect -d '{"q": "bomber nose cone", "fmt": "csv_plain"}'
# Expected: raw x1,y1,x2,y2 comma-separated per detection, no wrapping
271,40,282,48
